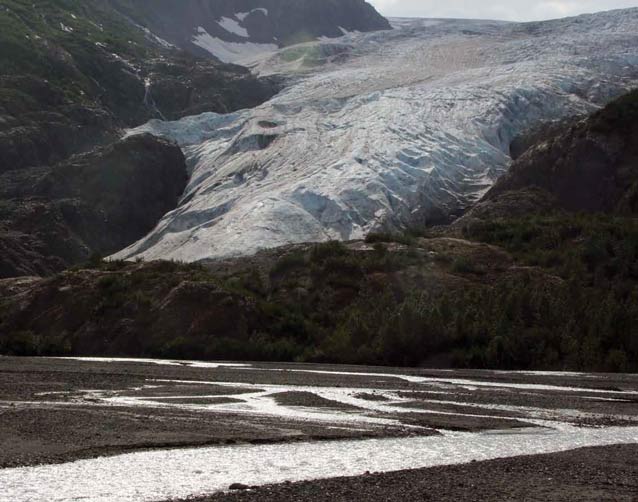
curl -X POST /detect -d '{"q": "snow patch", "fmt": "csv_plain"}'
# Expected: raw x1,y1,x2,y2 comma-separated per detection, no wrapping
140,26,174,48
192,26,277,64
217,16,249,38
236,8,268,21
338,26,359,36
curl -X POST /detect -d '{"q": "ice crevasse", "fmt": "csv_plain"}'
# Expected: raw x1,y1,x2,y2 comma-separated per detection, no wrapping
114,10,638,263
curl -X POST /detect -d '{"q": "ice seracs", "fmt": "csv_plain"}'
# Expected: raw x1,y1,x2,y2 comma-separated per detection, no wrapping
114,9,638,263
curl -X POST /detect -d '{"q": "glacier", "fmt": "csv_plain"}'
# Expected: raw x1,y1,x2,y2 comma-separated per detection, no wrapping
114,9,638,263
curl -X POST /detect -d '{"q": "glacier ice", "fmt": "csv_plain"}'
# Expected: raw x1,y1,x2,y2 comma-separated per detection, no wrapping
114,10,638,263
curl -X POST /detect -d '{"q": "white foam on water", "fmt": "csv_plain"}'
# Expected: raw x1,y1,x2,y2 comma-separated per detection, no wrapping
256,368,638,395
55,357,251,369
1,426,637,502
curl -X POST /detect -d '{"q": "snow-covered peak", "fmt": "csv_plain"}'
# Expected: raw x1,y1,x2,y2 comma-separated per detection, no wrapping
113,9,638,263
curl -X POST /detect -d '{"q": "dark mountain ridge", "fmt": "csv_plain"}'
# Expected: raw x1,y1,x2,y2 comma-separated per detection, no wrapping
0,134,188,277
108,0,391,58
489,91,638,214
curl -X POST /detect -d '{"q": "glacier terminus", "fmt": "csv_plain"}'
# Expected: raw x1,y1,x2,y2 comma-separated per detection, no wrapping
114,10,638,262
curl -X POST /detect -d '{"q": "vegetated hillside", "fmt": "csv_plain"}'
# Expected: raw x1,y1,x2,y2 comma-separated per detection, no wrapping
0,227,635,372
0,0,279,277
1,90,637,372
108,0,391,61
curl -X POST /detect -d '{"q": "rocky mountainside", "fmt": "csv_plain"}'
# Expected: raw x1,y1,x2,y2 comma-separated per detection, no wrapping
0,0,391,277
108,0,391,63
2,91,638,372
487,91,638,214
0,0,281,276
0,0,279,171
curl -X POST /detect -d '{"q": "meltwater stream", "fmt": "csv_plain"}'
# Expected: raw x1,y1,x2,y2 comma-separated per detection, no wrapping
2,425,637,502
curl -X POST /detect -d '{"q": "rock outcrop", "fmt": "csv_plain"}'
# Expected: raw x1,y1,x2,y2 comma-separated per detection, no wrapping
0,135,188,277
485,90,638,214
454,89,638,232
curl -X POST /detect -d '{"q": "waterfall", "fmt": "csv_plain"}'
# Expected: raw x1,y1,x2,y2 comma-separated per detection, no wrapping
143,77,166,120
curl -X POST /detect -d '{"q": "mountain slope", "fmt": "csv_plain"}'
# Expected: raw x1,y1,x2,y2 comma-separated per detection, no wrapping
0,134,187,277
0,0,280,276
108,0,391,63
114,10,638,264
0,0,279,171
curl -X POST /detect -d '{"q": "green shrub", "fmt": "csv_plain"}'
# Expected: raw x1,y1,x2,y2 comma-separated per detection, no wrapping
270,251,307,278
310,241,348,262
0,331,71,356
451,256,479,274
365,232,416,246
0,331,40,356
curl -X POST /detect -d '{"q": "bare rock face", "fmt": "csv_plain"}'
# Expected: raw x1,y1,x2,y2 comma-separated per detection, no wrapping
0,135,188,278
146,56,281,120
